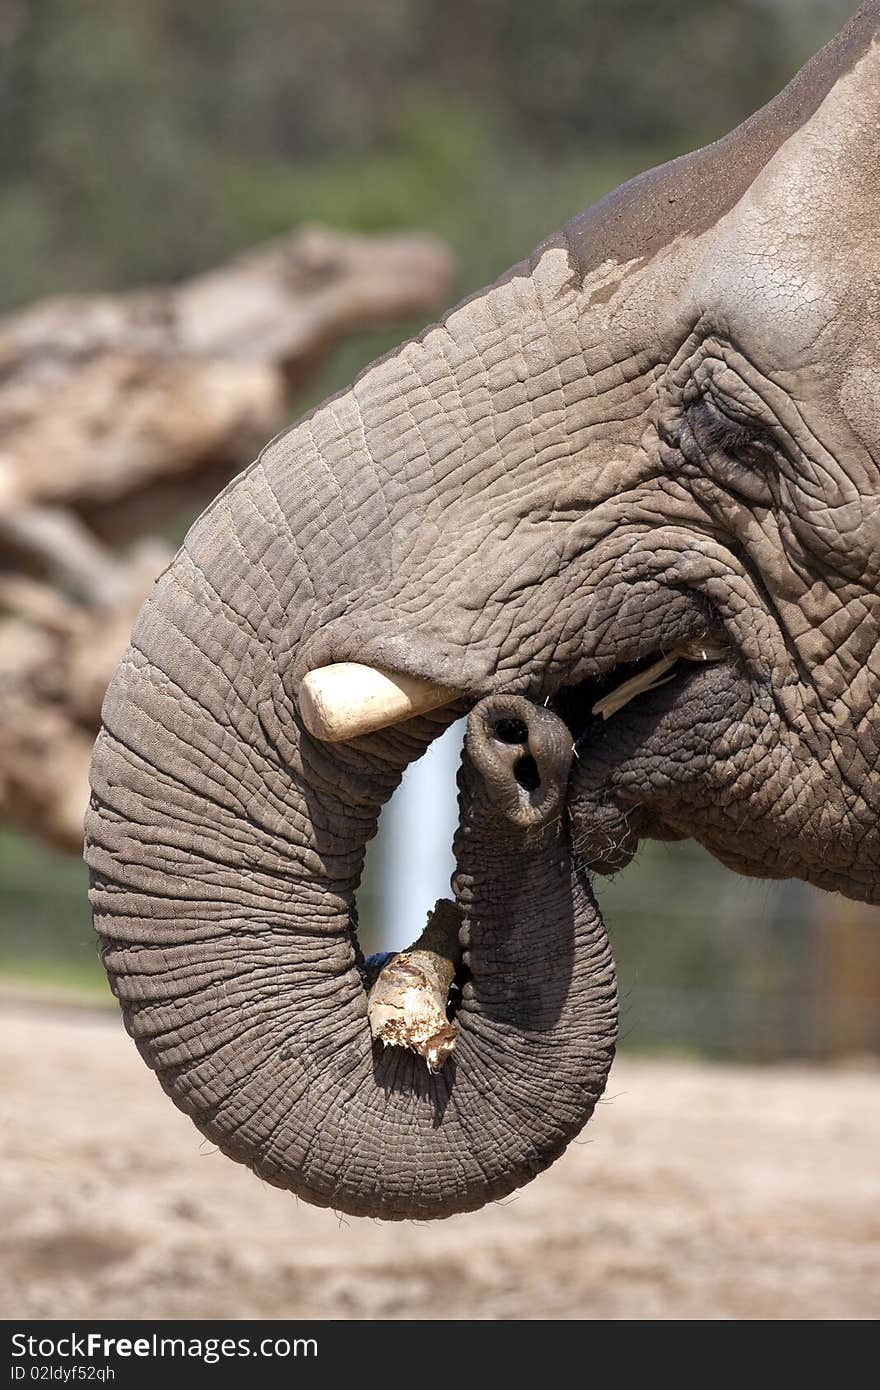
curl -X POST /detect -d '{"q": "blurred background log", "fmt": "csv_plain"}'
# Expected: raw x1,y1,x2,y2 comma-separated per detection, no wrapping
0,224,454,852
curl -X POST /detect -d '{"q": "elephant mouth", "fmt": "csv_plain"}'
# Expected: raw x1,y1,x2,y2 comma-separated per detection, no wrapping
548,631,735,873
549,631,729,735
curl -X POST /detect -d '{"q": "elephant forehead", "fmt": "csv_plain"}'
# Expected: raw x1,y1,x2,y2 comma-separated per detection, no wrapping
688,37,880,368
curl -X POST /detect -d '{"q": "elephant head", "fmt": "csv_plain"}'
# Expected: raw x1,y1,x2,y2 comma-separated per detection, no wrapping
86,5,880,1218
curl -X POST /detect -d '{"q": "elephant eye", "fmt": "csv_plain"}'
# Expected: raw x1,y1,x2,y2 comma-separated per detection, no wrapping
691,391,776,471
677,390,779,504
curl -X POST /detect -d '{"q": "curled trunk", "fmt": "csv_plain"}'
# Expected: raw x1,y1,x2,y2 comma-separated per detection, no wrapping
85,280,620,1214
86,220,628,1218
88,642,615,1216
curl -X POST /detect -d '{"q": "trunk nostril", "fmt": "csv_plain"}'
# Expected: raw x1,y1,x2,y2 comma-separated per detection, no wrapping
514,754,541,791
467,694,572,829
493,717,528,745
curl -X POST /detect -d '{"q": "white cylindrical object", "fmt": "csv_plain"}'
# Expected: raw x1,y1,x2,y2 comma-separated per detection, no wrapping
299,662,460,742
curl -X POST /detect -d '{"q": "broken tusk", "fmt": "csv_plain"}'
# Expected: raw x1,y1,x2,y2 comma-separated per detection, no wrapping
299,662,461,742
591,652,679,720
591,636,728,721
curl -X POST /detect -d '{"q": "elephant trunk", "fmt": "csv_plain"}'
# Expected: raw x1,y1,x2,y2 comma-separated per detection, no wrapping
86,234,625,1218
88,600,616,1217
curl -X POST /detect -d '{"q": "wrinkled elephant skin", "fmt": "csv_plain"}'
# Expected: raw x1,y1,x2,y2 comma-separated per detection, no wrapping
87,6,880,1217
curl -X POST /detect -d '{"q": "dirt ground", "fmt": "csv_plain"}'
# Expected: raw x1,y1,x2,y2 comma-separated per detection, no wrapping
3,1000,879,1320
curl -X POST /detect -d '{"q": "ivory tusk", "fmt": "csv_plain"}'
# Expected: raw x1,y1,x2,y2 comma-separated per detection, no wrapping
298,662,461,742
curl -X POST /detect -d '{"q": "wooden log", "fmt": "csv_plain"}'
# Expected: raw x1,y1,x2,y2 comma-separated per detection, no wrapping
0,225,453,853
366,900,462,1072
0,547,172,850
0,225,453,537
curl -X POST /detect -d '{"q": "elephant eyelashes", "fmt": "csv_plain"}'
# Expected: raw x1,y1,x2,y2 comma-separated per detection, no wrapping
695,395,770,456
681,395,778,502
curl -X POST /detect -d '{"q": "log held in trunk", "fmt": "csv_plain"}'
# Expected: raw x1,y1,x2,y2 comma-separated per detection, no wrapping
366,898,462,1073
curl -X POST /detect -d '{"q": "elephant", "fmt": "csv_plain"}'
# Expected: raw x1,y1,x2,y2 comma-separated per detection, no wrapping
86,3,880,1220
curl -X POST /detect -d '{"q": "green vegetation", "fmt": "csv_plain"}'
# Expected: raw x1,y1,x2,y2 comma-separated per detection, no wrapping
0,0,853,311
0,828,108,998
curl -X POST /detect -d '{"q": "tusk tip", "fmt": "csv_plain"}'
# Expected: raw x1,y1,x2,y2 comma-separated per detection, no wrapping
299,661,461,742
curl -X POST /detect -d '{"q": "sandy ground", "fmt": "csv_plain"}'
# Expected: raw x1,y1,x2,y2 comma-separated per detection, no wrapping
2,1001,879,1321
